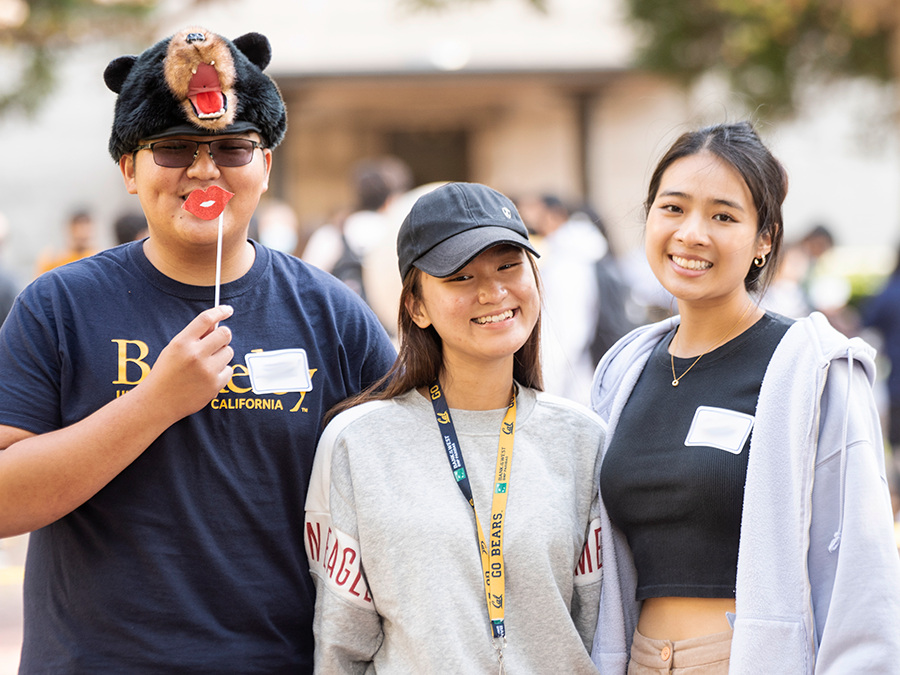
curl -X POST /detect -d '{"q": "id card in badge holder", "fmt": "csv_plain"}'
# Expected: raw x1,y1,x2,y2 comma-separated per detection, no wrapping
244,349,313,394
684,406,754,454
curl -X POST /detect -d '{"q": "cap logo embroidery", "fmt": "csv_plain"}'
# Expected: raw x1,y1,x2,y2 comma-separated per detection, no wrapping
502,207,511,219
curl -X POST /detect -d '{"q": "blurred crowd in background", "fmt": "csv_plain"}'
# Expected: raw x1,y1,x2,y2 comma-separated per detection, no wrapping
2,152,899,528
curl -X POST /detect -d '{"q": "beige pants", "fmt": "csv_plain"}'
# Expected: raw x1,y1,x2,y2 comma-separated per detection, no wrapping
627,626,733,674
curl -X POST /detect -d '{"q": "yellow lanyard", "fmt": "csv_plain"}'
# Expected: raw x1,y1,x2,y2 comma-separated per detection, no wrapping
429,380,516,666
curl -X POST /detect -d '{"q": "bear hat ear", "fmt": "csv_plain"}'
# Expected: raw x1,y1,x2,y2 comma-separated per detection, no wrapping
104,55,138,94
232,33,271,71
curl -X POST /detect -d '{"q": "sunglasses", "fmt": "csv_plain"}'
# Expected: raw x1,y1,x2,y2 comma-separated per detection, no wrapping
132,139,263,168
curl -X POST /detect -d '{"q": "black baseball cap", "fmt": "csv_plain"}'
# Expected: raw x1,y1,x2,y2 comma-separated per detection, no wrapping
397,182,539,280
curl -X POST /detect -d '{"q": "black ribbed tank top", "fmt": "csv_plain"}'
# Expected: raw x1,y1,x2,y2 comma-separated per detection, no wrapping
600,312,793,599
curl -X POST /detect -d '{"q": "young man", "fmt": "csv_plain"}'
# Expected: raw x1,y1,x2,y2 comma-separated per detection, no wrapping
0,27,395,674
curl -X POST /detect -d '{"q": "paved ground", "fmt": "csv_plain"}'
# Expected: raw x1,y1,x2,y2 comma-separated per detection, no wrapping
0,535,26,675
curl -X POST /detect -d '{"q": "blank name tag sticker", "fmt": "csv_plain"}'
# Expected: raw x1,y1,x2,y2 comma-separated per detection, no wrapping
684,406,754,454
244,349,313,395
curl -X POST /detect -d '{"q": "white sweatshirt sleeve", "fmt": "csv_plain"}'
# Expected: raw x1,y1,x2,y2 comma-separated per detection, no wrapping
305,414,383,674
572,515,602,651
572,436,604,652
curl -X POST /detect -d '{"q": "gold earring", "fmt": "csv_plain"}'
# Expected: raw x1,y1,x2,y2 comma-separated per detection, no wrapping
753,254,767,268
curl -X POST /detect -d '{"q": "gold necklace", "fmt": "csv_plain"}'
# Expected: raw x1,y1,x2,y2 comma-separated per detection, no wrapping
670,301,755,387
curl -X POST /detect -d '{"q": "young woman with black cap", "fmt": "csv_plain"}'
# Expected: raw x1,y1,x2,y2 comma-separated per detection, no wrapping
305,182,605,674
589,122,900,675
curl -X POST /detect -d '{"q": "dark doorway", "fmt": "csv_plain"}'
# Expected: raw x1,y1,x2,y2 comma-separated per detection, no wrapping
385,130,469,187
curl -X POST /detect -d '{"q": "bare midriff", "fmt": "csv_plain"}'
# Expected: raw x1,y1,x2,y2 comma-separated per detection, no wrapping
637,597,736,641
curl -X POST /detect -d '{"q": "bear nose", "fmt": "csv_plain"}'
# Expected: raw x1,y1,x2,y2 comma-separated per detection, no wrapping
186,32,206,44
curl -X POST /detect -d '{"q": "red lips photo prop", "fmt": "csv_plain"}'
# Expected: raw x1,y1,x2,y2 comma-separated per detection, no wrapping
182,185,235,220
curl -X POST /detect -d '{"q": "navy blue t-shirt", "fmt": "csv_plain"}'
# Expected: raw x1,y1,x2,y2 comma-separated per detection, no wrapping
0,240,396,674
864,274,900,401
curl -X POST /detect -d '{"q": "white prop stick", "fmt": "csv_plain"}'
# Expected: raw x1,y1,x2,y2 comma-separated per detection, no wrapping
214,211,224,308
180,185,235,309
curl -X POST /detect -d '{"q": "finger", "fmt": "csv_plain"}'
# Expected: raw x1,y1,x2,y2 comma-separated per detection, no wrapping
211,345,235,370
213,363,235,392
192,305,235,339
200,324,234,355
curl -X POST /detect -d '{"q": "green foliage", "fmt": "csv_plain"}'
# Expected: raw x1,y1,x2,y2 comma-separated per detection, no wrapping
625,0,898,113
0,45,55,115
0,0,159,117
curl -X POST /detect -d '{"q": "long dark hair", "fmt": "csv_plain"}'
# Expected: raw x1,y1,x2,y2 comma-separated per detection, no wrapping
645,121,788,295
325,254,544,424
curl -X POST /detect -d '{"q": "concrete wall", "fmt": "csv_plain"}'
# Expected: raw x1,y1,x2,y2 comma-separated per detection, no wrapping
590,75,694,253
281,74,591,241
0,21,897,284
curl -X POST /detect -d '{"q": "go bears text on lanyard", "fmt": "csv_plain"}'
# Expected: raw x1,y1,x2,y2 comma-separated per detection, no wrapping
429,379,516,674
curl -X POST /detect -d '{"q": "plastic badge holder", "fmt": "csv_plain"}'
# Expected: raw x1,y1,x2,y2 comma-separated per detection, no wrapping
244,348,313,394
683,405,754,454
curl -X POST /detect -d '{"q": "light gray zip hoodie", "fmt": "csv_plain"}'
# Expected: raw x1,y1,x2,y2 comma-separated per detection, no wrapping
589,312,900,675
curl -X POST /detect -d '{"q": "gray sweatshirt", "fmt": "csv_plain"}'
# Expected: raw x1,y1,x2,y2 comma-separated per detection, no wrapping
305,386,605,674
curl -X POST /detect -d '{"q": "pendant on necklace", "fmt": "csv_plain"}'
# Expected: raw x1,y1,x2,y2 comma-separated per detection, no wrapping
672,379,679,387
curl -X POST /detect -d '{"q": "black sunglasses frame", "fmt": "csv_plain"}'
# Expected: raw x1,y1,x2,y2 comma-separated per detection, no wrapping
132,139,264,168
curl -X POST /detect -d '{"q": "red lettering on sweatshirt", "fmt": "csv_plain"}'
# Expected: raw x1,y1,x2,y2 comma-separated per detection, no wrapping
575,521,602,584
306,521,321,562
335,547,356,586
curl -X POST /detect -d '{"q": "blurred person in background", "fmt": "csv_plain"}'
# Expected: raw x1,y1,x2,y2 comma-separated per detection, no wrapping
863,245,900,519
798,224,834,269
112,212,148,245
757,243,813,319
0,212,21,325
797,223,859,333
581,205,642,368
35,209,98,275
519,194,633,406
361,180,447,340
302,156,412,302
256,200,300,256
764,223,862,333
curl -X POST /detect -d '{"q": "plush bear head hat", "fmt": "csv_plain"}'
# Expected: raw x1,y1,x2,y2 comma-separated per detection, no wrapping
104,27,287,162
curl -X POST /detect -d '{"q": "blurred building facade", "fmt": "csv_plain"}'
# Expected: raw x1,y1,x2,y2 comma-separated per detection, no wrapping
0,0,898,279
172,0,683,258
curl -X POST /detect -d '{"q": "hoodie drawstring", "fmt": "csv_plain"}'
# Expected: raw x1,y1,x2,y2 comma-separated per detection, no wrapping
827,347,854,553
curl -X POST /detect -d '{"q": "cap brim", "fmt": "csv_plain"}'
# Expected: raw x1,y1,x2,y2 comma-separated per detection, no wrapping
413,226,540,278
143,121,263,142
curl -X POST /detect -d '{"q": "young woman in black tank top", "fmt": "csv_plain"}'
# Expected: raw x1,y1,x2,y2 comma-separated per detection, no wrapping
590,123,900,675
